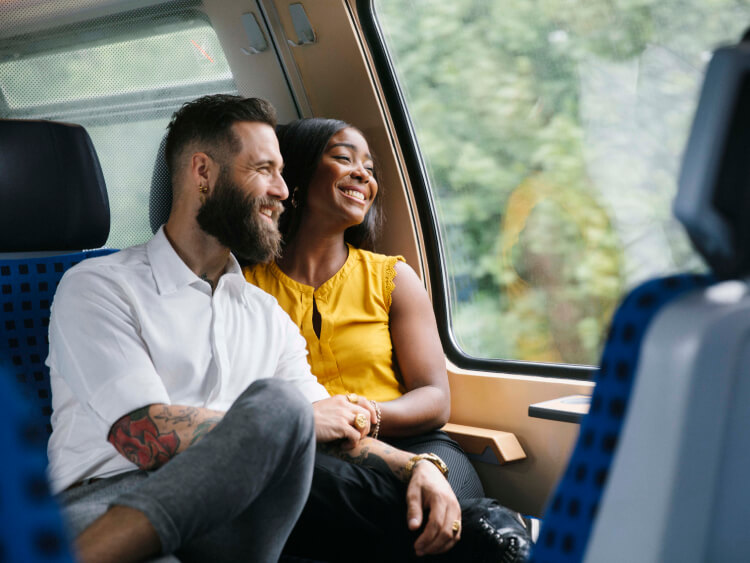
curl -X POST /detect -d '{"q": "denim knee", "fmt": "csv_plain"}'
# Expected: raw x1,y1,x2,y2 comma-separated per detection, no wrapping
226,378,315,453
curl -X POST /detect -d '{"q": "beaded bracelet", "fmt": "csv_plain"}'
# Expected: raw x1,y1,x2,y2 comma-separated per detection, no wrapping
369,399,382,439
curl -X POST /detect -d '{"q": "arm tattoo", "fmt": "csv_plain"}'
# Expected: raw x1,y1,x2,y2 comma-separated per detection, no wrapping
190,417,222,445
108,407,180,470
152,405,199,427
319,441,410,482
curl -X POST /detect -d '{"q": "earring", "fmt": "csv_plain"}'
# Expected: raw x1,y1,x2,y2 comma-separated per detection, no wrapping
290,186,300,208
198,183,208,204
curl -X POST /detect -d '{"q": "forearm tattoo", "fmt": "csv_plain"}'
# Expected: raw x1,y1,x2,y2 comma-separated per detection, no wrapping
319,439,410,482
108,405,221,470
190,418,221,445
108,406,179,470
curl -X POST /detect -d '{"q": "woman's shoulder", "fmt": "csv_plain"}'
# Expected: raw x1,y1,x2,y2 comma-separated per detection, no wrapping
349,245,405,269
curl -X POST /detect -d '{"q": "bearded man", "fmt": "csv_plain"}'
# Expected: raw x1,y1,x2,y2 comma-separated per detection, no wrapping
47,95,464,563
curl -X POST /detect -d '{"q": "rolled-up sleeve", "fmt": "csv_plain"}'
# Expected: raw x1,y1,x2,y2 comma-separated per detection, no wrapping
48,267,171,432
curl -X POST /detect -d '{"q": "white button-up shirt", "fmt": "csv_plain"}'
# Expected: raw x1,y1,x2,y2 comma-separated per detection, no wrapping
46,227,328,493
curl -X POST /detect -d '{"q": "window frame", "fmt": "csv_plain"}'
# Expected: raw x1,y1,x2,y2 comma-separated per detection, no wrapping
357,0,595,380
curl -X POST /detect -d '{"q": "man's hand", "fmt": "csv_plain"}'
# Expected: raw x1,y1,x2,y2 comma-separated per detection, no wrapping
406,460,462,556
312,395,376,448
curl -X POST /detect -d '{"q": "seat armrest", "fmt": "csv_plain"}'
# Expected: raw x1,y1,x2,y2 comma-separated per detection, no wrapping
442,422,526,464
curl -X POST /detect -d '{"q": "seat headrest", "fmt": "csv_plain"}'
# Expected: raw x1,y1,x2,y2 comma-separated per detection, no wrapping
149,135,172,234
0,119,110,252
674,43,750,279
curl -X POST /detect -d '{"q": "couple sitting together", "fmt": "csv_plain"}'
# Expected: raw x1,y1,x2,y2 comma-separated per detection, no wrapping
48,94,531,562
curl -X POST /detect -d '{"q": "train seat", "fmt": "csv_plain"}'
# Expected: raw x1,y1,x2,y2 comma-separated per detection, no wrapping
0,363,74,562
532,38,750,562
0,119,113,436
0,119,112,559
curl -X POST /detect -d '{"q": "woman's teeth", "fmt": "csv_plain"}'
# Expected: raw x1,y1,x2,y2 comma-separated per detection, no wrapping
342,189,365,201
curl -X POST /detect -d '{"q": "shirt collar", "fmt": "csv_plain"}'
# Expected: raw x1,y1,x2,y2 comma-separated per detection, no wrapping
147,226,245,296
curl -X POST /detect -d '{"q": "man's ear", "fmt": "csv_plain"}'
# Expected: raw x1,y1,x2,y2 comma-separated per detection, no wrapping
189,152,216,192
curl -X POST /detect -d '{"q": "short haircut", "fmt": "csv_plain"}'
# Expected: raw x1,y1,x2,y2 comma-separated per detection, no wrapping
164,94,277,181
277,118,382,249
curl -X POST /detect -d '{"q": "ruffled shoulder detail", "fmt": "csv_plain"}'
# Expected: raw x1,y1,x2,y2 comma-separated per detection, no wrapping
384,255,406,310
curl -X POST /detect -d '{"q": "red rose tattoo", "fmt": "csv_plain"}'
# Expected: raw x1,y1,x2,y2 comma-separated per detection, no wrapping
108,407,180,470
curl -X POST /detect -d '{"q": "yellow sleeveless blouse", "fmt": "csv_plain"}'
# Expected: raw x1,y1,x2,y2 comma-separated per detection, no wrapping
244,245,406,401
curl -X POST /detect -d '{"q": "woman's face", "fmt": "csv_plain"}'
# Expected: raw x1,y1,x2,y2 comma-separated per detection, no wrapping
304,127,378,230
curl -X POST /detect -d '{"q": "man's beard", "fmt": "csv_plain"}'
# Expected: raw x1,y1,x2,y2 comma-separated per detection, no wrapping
196,169,284,264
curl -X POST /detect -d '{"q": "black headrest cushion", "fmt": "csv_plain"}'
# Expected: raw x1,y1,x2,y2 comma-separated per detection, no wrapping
0,119,110,252
675,44,750,279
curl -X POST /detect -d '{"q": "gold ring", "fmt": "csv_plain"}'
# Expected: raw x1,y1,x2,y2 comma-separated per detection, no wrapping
346,393,359,404
452,520,461,535
354,413,368,430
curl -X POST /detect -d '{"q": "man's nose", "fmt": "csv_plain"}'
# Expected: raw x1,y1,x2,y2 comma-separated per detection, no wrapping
269,172,289,200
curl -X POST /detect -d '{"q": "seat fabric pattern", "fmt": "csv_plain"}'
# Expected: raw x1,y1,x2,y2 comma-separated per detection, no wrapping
531,273,714,563
0,364,74,562
0,249,117,436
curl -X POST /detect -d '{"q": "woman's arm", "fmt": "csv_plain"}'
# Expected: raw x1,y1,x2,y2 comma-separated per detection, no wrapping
378,261,450,437
319,436,461,556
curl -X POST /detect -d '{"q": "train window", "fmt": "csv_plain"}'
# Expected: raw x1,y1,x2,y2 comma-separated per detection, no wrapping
0,4,238,248
371,0,749,371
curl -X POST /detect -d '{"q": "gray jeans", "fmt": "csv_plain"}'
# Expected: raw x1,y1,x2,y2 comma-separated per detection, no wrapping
59,378,316,563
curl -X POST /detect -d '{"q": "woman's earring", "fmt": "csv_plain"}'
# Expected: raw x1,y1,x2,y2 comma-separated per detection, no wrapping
290,186,299,208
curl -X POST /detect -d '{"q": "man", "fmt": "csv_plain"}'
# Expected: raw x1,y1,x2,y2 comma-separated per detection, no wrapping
47,95,464,562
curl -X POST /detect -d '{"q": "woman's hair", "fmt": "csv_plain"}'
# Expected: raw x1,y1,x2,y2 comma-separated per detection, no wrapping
276,118,382,249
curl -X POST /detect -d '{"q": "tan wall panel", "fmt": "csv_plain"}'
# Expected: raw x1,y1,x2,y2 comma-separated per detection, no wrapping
448,365,593,515
271,0,423,274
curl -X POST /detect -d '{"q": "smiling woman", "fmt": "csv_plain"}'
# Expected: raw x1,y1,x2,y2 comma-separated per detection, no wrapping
244,117,531,559
246,118,474,490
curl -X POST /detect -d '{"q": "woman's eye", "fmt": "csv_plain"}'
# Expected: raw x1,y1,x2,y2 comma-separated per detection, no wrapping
332,155,351,163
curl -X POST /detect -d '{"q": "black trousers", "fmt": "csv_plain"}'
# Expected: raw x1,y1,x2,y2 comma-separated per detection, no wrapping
284,431,484,562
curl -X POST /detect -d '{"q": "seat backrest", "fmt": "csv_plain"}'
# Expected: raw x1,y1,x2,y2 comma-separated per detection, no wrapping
1,251,115,434
530,273,713,563
0,119,113,436
532,38,750,563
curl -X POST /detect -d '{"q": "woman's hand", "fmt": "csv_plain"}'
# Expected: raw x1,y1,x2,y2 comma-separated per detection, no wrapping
312,394,376,448
406,460,462,556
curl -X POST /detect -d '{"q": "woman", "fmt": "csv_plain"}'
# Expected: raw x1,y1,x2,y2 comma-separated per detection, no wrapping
244,117,485,500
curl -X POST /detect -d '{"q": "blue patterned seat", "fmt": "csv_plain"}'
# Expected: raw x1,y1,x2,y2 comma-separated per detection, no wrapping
0,119,111,558
531,273,713,563
0,365,74,562
0,251,115,436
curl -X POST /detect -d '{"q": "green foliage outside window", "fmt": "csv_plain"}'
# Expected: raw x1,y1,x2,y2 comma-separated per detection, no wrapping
375,0,749,365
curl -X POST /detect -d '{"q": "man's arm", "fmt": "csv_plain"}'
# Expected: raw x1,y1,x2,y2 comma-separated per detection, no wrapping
319,436,461,556
108,404,224,471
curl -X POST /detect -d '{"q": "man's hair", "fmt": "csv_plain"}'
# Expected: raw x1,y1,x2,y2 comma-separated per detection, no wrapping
276,118,382,249
164,94,277,180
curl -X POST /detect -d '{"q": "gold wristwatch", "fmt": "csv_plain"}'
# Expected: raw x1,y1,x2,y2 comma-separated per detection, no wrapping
404,452,449,480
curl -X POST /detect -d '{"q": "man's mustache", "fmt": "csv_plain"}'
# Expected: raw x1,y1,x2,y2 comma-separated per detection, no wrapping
251,196,285,220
